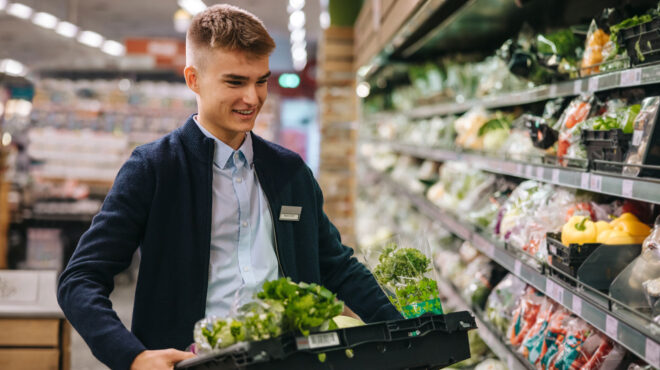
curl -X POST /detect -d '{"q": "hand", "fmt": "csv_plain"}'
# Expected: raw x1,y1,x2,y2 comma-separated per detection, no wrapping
130,349,196,370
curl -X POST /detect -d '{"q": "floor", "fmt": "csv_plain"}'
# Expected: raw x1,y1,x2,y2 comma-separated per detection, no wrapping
70,271,137,370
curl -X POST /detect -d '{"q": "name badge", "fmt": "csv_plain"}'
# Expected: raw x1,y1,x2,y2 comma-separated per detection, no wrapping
279,206,302,221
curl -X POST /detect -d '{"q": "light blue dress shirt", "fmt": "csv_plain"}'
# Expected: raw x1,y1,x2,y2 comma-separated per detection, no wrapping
193,116,279,317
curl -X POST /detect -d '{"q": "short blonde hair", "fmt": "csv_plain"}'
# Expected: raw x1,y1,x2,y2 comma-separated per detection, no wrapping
186,4,275,68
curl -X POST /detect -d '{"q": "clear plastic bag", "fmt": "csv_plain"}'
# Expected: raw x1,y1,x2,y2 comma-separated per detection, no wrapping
623,96,660,176
366,234,443,318
485,274,527,333
518,299,559,364
508,287,545,349
556,94,597,165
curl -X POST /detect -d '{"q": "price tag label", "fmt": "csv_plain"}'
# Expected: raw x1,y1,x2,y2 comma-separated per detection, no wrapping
516,163,524,175
536,166,544,180
605,315,618,340
620,68,642,87
574,80,582,95
526,165,534,178
581,173,590,189
633,129,644,146
572,296,583,316
622,179,634,198
590,175,603,192
646,338,660,369
588,77,599,92
514,260,522,276
552,169,560,184
549,84,558,97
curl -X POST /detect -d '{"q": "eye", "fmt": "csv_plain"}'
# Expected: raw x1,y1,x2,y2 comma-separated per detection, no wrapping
257,79,268,85
226,80,242,86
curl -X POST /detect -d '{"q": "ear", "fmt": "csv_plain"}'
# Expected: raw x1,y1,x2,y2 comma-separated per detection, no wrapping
184,65,200,94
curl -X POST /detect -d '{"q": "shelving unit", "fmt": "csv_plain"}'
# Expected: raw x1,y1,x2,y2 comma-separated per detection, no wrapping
436,278,533,370
367,167,660,368
366,140,660,204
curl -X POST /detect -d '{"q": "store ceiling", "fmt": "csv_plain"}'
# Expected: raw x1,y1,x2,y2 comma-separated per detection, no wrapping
0,0,321,73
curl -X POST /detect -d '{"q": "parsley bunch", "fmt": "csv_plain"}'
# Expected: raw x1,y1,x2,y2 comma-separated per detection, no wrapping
373,245,431,285
258,278,344,336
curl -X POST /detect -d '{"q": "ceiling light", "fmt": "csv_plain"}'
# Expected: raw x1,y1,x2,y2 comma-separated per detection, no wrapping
293,59,306,71
32,12,59,29
289,10,305,29
290,29,305,44
320,11,330,29
292,48,307,61
177,0,206,15
173,8,192,33
101,40,125,56
2,133,11,146
288,0,305,11
278,73,300,88
291,40,307,51
78,30,104,48
0,0,7,10
356,82,371,98
55,21,78,38
0,59,27,77
6,3,33,19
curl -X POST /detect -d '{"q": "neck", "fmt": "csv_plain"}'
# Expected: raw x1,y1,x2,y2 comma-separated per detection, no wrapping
197,114,246,150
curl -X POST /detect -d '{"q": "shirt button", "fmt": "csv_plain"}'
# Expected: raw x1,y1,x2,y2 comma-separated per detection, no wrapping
242,221,248,227
236,177,242,183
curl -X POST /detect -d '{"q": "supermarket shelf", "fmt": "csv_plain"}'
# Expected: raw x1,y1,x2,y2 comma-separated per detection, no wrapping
402,65,657,118
367,168,660,367
436,279,533,370
371,141,660,205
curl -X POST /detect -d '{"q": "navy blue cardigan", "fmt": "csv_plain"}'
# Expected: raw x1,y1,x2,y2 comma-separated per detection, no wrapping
57,116,400,369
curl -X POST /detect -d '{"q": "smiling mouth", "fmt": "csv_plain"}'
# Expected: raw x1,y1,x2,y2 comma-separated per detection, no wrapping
233,109,255,116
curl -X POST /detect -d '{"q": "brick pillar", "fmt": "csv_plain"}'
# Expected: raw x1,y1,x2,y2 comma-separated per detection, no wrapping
317,27,357,248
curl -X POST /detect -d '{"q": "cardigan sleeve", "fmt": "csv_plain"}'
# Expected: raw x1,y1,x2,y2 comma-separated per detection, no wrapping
309,168,403,323
57,148,153,370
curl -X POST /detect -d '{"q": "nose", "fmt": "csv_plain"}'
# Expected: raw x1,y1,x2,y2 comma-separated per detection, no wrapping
243,85,259,106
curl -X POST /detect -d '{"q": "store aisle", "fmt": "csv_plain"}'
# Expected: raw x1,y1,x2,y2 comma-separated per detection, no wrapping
70,273,136,370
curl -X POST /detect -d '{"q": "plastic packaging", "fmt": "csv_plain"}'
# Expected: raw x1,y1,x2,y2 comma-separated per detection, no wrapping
454,106,490,150
581,20,610,76
367,235,443,318
485,274,527,334
508,287,545,348
623,96,660,177
557,94,597,166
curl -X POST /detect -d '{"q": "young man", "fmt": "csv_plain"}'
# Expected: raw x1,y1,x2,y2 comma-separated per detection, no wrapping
57,4,400,370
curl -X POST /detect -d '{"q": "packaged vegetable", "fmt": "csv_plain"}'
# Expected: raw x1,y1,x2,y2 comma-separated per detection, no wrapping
369,236,443,318
581,20,610,76
561,215,597,245
485,274,527,333
623,97,660,177
548,317,592,369
454,106,490,150
580,333,626,370
508,287,544,348
519,300,561,365
536,308,573,369
557,94,597,166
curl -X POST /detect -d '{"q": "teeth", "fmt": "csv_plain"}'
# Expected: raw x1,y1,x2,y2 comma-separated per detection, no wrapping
235,110,253,114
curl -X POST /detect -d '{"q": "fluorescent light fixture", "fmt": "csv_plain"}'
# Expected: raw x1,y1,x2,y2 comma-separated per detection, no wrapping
289,10,305,29
101,40,125,56
177,0,206,15
78,30,104,47
291,41,306,52
320,11,330,29
288,0,305,11
55,21,78,38
292,47,307,61
6,2,33,19
32,12,59,29
0,58,27,77
356,82,370,98
0,0,7,10
290,29,305,44
293,59,306,71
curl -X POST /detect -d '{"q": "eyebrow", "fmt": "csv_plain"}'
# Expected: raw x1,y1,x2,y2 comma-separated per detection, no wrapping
223,71,271,81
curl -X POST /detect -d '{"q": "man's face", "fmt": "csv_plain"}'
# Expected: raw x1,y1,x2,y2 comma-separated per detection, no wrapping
187,48,270,141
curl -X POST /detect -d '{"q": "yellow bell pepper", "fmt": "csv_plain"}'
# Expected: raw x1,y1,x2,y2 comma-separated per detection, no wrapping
609,212,641,228
614,220,651,237
561,216,597,245
598,229,643,245
594,220,612,236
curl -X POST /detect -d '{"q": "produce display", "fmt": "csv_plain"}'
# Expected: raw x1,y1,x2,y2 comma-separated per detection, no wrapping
193,278,345,353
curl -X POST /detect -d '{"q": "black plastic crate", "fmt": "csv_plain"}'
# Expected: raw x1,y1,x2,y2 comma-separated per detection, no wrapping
581,129,632,173
175,311,476,370
619,17,660,65
547,232,601,263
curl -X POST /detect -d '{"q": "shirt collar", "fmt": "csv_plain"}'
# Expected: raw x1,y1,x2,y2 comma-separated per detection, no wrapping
193,115,253,169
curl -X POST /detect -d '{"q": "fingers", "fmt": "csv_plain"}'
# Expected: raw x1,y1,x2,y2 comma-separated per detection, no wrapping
166,349,196,363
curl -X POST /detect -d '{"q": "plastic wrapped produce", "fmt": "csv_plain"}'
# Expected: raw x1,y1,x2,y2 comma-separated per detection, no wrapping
454,106,489,150
368,236,444,318
479,112,513,152
519,300,559,364
623,96,660,177
557,94,597,166
581,20,610,76
580,334,626,370
485,274,527,333
508,287,545,348
521,306,571,367
547,317,592,369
